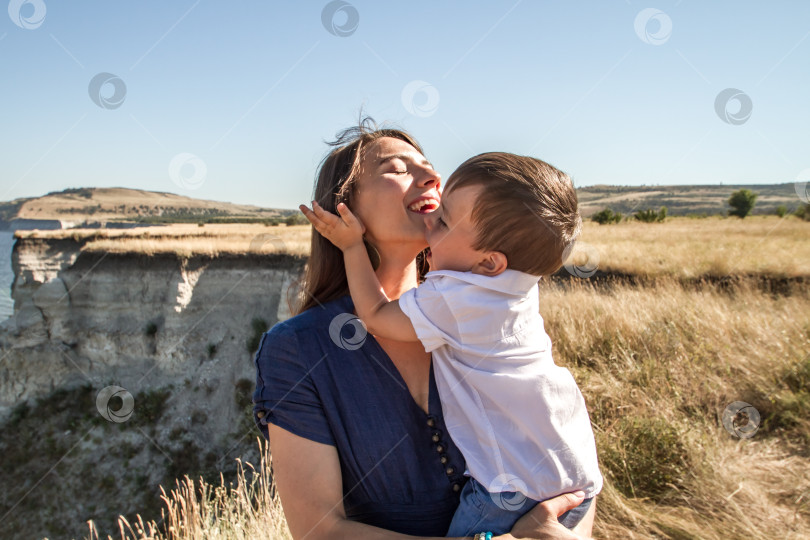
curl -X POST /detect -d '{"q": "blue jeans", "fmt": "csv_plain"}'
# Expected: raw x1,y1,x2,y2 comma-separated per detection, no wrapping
445,477,593,536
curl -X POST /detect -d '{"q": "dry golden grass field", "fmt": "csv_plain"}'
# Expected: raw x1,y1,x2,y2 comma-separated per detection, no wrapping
18,215,810,278
64,216,809,540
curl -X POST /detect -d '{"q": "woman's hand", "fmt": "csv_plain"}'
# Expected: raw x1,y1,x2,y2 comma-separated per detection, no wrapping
503,491,594,540
300,201,366,253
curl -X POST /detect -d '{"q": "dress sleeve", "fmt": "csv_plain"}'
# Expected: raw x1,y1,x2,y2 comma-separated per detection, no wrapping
252,322,336,446
398,278,459,353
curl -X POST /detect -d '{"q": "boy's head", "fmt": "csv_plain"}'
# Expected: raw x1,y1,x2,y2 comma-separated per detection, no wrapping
424,152,581,277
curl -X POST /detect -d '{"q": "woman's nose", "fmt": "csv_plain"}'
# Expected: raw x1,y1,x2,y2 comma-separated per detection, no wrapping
416,166,441,190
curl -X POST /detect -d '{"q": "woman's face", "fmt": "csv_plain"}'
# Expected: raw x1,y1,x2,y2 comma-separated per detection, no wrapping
352,137,442,250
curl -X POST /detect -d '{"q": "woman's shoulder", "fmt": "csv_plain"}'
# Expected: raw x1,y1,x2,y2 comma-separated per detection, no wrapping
264,294,354,342
255,295,355,379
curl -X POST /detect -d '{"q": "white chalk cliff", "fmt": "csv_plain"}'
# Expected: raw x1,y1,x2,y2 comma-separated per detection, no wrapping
0,238,304,416
0,236,306,539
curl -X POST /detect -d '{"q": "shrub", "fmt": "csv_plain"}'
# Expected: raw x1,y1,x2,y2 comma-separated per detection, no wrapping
130,387,172,427
728,188,758,218
634,207,667,223
591,208,623,225
795,202,810,221
284,213,308,226
776,205,788,218
246,317,269,354
145,321,159,337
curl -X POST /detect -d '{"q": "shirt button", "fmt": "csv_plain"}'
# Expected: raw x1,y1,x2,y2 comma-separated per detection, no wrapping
452,482,461,493
431,431,442,443
439,454,449,464
426,416,437,428
446,466,455,476
436,443,445,453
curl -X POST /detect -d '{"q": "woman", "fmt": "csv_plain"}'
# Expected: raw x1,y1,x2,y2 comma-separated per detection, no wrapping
253,119,595,539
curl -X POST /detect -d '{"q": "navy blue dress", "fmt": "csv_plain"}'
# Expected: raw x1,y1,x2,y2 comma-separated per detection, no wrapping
253,294,468,535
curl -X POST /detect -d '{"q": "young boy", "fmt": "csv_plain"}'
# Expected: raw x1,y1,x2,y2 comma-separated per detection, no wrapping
301,152,602,536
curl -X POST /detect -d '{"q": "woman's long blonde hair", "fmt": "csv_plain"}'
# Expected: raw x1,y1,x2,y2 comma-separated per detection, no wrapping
292,118,430,315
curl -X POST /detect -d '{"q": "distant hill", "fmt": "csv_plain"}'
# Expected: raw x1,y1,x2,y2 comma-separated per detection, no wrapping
0,187,296,227
0,184,802,229
576,183,800,217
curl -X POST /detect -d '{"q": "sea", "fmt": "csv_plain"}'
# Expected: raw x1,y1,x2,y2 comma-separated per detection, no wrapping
0,231,15,320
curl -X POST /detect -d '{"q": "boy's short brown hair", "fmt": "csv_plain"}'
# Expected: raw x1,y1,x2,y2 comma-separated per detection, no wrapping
444,152,581,277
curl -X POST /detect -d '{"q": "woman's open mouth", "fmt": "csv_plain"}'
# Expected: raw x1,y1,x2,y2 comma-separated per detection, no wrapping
407,197,439,214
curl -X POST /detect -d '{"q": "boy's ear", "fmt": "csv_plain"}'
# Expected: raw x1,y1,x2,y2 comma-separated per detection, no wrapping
472,251,507,277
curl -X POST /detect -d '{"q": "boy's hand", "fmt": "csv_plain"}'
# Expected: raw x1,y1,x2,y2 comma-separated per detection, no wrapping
299,201,366,252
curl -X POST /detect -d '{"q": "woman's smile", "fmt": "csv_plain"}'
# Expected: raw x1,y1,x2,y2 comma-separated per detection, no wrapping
407,195,440,214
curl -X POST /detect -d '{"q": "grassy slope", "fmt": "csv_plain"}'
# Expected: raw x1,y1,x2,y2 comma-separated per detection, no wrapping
577,183,799,217
2,187,292,223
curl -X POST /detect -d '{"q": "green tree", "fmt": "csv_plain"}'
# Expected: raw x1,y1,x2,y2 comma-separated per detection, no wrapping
728,189,758,218
776,205,787,218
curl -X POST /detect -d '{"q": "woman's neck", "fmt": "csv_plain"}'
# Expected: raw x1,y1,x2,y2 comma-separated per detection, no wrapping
375,246,421,301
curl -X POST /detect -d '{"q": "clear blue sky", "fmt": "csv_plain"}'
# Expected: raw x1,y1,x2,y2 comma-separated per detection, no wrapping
2,1,808,209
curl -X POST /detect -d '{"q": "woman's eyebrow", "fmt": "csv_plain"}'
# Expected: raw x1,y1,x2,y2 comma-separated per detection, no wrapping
377,153,433,168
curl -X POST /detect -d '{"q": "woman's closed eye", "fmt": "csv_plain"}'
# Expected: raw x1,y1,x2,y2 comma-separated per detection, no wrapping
437,216,447,227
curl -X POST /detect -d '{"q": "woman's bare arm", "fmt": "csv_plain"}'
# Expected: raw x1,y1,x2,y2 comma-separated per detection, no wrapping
269,425,592,540
269,424,442,539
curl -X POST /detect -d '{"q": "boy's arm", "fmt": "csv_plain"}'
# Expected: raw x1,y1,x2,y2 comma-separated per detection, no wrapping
299,201,418,342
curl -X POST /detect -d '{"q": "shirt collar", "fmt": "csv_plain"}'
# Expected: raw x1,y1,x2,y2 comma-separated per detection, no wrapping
423,268,540,296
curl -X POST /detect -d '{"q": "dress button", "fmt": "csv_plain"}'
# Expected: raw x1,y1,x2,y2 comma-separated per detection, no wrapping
452,482,461,493
426,415,437,428
446,466,455,476
439,454,449,464
431,431,442,443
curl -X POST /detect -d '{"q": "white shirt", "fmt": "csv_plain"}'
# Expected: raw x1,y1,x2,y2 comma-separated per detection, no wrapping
399,269,603,500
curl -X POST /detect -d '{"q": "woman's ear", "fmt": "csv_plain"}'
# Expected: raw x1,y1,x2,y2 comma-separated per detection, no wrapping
472,251,507,276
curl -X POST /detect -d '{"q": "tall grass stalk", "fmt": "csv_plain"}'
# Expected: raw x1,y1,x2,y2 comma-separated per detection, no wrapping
86,438,291,540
